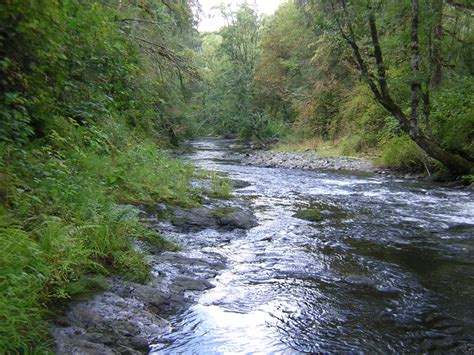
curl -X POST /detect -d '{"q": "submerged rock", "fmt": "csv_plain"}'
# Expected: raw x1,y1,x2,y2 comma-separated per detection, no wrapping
230,179,252,189
293,202,348,223
293,208,322,222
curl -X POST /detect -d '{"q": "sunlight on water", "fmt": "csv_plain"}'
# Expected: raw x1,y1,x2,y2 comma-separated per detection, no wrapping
153,139,474,353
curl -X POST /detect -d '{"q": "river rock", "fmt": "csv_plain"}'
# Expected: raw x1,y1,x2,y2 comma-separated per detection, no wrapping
53,292,171,354
230,179,252,189
170,203,257,232
242,150,374,173
53,248,228,353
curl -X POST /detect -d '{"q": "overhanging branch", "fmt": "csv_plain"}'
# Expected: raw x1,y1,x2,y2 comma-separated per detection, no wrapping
126,34,200,79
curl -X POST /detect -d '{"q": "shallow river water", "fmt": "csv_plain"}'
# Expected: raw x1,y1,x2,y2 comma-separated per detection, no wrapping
152,139,474,353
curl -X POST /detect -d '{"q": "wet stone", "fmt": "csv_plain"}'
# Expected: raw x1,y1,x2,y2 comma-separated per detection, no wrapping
170,203,257,232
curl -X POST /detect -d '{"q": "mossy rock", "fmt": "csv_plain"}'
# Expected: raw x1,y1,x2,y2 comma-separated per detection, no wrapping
210,206,239,218
293,208,322,222
293,202,347,222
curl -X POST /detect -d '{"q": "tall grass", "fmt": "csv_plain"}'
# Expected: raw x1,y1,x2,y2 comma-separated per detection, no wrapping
0,139,196,352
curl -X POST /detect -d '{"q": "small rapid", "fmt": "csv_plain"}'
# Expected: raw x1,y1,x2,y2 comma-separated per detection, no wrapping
152,139,474,353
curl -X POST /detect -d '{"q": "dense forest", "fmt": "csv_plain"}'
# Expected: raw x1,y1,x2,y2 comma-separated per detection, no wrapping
1,0,473,352
195,0,473,175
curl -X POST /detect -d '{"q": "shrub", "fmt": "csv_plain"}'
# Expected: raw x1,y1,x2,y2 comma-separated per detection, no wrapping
381,135,428,172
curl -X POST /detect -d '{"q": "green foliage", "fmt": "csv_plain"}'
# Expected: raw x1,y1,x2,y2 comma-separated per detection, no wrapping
0,0,201,352
206,173,233,200
0,210,49,352
193,4,262,138
381,135,428,172
430,76,474,157
0,137,199,350
250,0,474,173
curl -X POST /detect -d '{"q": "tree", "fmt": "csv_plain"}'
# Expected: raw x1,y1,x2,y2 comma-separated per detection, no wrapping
318,0,473,174
194,2,263,137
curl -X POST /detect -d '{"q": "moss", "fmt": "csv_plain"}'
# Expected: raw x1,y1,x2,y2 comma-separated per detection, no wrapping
293,208,322,222
293,202,347,222
460,174,474,185
211,206,239,219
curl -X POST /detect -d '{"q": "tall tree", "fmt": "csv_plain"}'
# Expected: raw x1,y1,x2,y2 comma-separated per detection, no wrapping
318,0,473,174
194,2,262,137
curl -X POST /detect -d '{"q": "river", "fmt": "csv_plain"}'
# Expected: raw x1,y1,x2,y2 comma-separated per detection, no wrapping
151,139,474,353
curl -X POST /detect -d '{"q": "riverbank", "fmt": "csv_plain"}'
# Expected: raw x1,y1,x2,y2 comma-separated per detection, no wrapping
52,179,257,353
240,146,472,187
133,140,474,353
241,149,375,174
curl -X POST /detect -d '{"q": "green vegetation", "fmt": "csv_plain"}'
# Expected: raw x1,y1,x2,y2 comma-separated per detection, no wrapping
1,0,473,352
293,208,322,222
0,0,201,351
380,135,429,173
194,0,473,177
207,173,234,199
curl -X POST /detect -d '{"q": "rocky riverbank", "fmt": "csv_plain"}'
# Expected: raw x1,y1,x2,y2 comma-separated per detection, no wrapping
52,193,257,353
239,148,473,189
241,150,375,173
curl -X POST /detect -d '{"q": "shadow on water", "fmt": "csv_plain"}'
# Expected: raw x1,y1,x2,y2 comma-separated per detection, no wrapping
152,139,474,353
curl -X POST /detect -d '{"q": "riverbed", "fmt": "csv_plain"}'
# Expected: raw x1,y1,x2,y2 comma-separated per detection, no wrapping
150,139,474,353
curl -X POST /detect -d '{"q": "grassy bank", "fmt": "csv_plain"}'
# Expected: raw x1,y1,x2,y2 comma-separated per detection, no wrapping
0,0,205,350
0,136,204,352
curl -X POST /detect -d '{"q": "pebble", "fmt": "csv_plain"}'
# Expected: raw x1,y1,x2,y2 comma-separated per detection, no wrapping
241,151,374,173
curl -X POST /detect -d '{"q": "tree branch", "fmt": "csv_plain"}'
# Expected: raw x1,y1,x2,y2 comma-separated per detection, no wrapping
367,8,389,98
125,34,200,79
120,18,161,25
446,0,474,13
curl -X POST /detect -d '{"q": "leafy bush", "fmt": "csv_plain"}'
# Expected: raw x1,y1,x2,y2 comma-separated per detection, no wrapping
381,135,428,172
430,77,474,158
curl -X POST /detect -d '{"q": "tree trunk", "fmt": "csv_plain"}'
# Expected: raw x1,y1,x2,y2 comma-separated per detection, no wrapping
431,0,443,88
410,0,422,139
332,0,474,175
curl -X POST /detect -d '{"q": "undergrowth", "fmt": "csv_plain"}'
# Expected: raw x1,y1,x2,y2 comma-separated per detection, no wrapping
206,173,234,199
0,139,198,352
380,135,429,172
